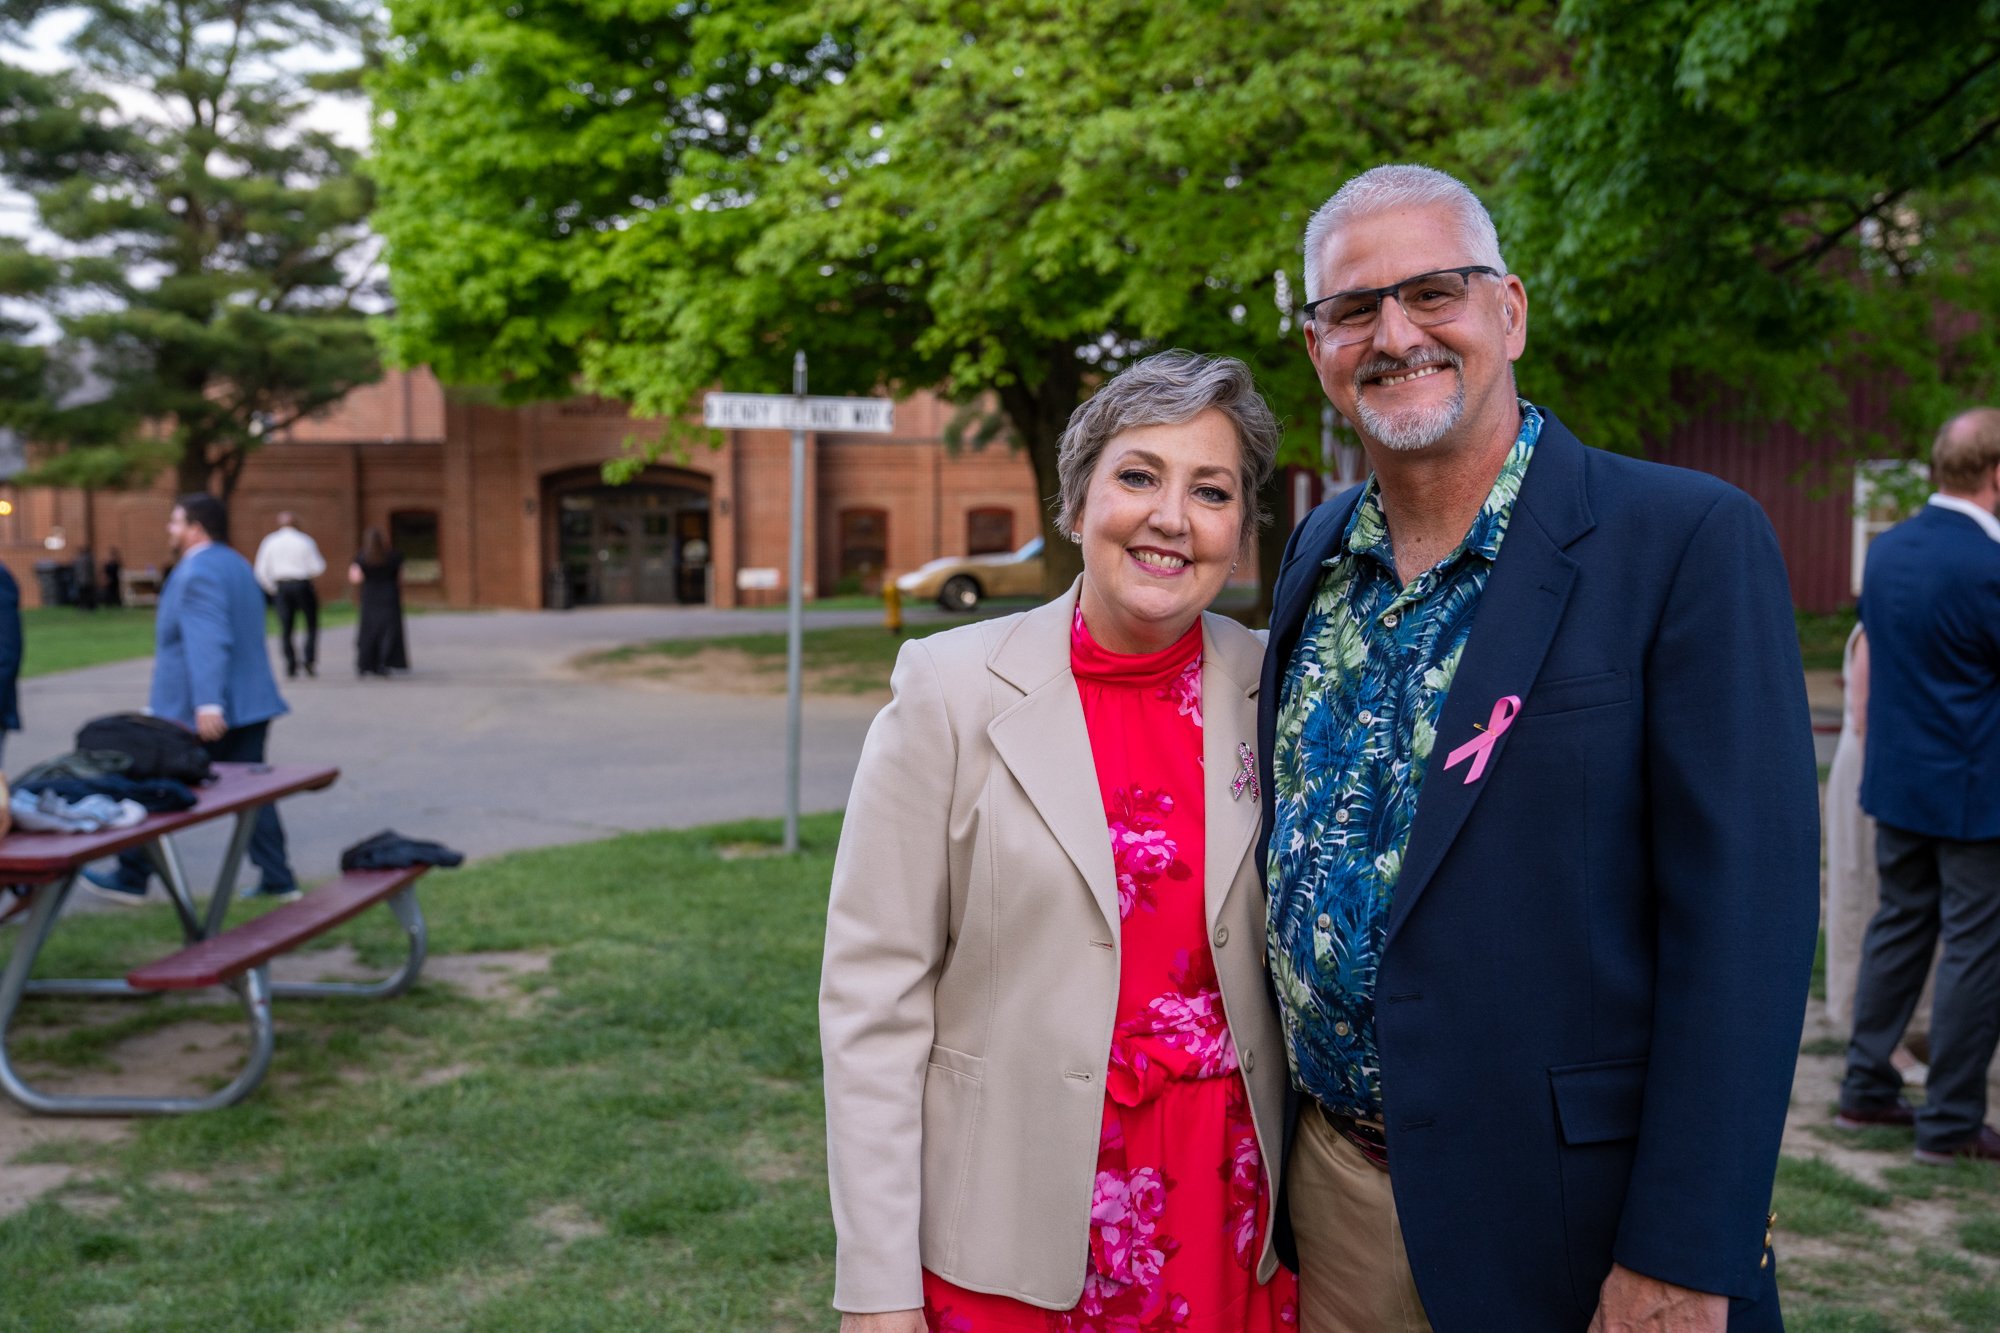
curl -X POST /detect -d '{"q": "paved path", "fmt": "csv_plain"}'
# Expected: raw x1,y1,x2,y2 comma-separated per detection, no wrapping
12,606,922,894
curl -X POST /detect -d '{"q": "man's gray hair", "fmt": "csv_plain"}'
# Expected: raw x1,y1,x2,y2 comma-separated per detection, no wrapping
1056,350,1279,551
1302,164,1506,303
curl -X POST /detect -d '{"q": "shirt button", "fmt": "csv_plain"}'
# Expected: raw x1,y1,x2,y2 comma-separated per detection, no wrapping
1317,913,1331,930
1335,1021,1351,1037
1357,709,1374,725
1214,926,1229,948
1334,809,1350,825
1383,612,1400,627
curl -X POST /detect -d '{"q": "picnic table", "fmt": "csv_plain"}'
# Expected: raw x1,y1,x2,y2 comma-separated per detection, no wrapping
0,762,431,1116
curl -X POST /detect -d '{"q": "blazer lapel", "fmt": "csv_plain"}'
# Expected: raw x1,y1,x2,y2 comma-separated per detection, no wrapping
1201,614,1263,931
1385,415,1595,945
987,584,1122,931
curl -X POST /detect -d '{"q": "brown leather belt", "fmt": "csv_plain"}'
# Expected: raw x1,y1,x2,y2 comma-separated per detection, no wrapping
1317,1102,1390,1171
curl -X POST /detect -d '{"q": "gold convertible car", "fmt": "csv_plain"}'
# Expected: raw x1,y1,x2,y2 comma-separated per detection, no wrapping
893,536,1045,611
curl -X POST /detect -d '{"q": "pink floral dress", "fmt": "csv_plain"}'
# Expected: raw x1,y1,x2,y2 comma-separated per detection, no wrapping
922,612,1298,1333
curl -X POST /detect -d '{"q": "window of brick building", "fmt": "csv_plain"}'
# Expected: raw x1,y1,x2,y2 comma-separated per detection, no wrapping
838,507,888,593
966,507,1014,555
390,510,441,584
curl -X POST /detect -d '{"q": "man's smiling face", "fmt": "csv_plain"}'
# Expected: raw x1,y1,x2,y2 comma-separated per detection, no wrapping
1304,203,1527,457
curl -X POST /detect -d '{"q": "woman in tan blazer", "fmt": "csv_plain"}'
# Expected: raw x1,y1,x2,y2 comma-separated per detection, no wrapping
822,351,1296,1332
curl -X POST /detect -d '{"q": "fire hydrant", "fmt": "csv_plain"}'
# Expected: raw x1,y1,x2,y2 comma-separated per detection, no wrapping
883,582,904,636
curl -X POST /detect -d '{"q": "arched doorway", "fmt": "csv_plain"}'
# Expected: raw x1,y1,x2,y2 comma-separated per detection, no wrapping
544,467,711,606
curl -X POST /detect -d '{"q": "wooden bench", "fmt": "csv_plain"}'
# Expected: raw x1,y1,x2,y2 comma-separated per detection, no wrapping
48,866,433,1115
127,866,430,997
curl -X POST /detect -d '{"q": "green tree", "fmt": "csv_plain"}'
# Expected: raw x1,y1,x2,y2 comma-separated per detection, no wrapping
1504,0,2000,457
374,0,1557,594
0,0,383,499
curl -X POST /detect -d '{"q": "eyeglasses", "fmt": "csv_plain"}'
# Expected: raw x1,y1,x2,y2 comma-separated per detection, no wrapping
1302,266,1500,345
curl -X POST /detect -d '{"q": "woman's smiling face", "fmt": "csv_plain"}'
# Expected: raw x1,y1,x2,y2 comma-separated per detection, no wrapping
1075,408,1246,654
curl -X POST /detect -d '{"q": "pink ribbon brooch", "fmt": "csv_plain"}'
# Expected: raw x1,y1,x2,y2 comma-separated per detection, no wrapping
1442,695,1522,785
1231,743,1259,801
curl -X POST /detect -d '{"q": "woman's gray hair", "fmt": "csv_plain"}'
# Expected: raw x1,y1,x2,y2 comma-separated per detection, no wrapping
1302,163,1506,303
1055,349,1279,551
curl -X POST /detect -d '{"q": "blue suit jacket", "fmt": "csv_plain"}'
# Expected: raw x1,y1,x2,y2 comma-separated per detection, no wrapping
0,563,20,731
1857,503,2000,840
1258,413,1819,1330
149,543,288,732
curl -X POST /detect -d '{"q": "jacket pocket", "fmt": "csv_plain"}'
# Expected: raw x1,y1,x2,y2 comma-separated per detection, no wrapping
1549,1054,1648,1144
1549,1056,1647,1315
1526,670,1630,718
927,1043,985,1082
920,1044,985,1273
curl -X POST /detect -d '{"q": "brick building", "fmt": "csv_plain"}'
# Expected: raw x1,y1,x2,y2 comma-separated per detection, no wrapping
0,367,1906,614
0,368,1042,611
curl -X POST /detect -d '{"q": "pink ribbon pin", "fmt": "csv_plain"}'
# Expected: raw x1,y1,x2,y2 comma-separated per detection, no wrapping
1231,743,1259,802
1442,695,1522,785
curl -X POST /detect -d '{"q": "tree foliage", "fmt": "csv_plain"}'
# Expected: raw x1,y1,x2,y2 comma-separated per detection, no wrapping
0,0,383,498
374,0,1557,591
1505,0,2000,456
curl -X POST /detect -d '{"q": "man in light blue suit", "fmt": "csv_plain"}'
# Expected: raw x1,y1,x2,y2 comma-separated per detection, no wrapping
84,493,298,902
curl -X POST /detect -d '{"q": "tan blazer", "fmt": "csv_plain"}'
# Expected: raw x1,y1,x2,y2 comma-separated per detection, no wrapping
820,584,1286,1314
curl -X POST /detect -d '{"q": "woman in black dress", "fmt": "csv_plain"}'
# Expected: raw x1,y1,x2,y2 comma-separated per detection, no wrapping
348,527,409,676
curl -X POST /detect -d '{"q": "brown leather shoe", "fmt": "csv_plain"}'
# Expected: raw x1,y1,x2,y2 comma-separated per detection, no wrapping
1835,1100,1917,1129
1914,1124,2000,1165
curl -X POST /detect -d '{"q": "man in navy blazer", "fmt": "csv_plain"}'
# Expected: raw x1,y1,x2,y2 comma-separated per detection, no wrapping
85,494,298,902
1838,408,2000,1163
1259,165,1819,1332
0,561,21,766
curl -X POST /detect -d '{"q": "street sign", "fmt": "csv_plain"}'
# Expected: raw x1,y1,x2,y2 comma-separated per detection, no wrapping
703,392,896,435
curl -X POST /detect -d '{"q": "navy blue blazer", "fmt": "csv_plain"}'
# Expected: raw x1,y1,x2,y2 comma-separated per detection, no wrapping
149,543,288,732
0,562,20,732
1258,413,1819,1330
1857,502,2000,841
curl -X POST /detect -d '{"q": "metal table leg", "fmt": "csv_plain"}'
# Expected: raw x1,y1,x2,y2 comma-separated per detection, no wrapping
271,887,429,1000
202,809,259,938
0,877,277,1115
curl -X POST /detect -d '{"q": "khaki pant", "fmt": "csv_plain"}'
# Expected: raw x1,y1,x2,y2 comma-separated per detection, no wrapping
1286,1106,1434,1333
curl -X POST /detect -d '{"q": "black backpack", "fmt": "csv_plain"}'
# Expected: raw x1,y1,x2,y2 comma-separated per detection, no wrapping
75,713,214,785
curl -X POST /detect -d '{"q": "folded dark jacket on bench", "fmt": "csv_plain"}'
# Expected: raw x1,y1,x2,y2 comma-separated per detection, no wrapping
340,830,465,872
16,773,199,812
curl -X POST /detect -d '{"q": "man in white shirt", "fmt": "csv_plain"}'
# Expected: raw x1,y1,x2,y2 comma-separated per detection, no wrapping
253,512,327,678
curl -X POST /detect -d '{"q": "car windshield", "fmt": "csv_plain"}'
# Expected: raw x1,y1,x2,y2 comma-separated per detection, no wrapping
1012,536,1044,561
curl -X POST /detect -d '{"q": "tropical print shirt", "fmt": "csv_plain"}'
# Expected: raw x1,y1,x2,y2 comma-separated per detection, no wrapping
1266,402,1542,1120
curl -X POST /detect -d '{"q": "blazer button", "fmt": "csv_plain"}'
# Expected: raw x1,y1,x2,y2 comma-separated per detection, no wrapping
1242,1048,1255,1073
1214,926,1229,948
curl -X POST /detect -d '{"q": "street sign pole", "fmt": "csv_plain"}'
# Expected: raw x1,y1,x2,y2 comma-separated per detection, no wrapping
785,350,807,854
701,375,893,856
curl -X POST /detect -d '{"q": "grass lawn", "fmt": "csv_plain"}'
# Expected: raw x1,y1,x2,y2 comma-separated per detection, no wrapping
0,817,839,1331
3,816,1996,1329
20,604,362,679
1798,607,1860,672
586,613,1033,695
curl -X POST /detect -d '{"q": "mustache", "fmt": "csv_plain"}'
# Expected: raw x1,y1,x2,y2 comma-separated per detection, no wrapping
1352,347,1462,387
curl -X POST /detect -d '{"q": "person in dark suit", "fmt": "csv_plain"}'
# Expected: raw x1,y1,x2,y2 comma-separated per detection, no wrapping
0,562,21,766
1837,407,2000,1164
1260,165,1819,1332
83,493,297,903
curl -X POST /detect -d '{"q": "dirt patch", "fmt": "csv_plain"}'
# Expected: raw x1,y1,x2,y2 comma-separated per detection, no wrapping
0,951,552,1219
425,951,550,1011
575,647,887,699
269,945,383,986
716,841,786,862
530,1201,606,1246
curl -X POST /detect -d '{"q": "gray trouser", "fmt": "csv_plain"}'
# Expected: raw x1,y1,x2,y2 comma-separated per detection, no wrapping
1841,824,2000,1151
